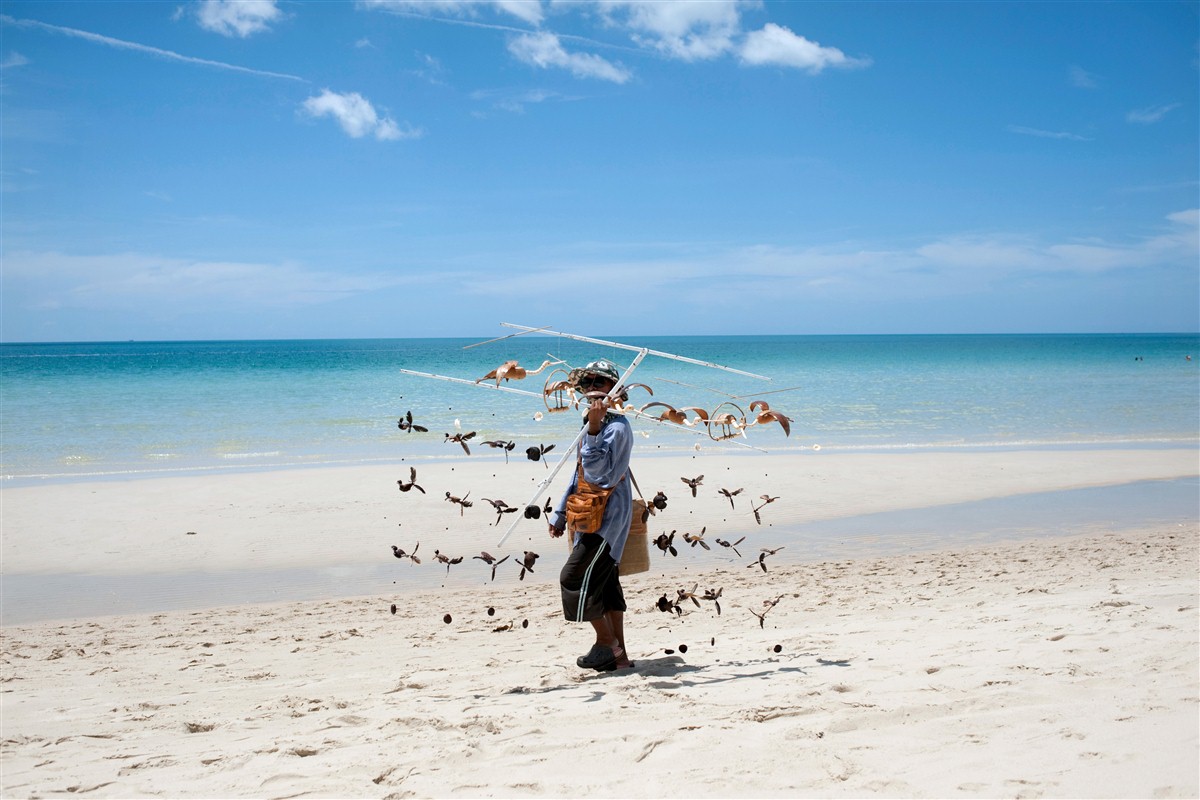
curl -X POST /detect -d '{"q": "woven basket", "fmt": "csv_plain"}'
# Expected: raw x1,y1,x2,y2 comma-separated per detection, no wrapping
620,499,651,576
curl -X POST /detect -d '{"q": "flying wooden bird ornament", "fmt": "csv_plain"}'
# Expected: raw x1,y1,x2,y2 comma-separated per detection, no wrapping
477,359,563,387
445,491,473,515
749,594,784,629
717,487,744,509
517,551,539,581
747,400,792,437
397,410,429,433
715,536,745,557
480,439,516,462
445,431,476,455
390,542,421,564
482,498,518,526
396,467,426,494
473,552,510,581
653,531,678,557
638,402,709,426
683,527,711,551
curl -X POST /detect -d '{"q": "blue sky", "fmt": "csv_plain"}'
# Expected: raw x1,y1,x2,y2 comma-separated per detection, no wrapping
2,0,1197,341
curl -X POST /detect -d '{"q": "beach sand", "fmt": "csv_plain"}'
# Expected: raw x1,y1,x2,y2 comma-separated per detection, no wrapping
2,448,1198,797
4,448,1198,578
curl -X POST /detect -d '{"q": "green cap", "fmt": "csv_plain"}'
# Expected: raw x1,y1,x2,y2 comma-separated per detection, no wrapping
582,359,619,382
569,359,620,387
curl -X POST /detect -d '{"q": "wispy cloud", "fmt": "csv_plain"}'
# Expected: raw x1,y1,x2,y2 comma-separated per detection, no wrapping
463,209,1200,303
471,87,566,113
1126,103,1180,124
6,211,1195,332
1068,64,1098,89
508,32,632,83
2,51,29,68
196,0,284,38
3,251,407,311
409,51,449,86
1116,179,1200,195
359,0,543,28
1006,124,1091,142
301,89,423,141
0,14,305,81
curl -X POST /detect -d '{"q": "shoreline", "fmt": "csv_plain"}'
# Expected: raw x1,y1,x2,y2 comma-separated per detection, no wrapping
2,447,1196,625
4,436,1198,489
2,524,1196,798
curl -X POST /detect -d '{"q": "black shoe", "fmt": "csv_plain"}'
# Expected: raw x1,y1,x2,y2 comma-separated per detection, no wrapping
576,643,616,671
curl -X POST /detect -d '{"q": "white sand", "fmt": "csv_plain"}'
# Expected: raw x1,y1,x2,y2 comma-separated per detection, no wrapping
2,447,1197,797
3,447,1196,576
2,525,1196,798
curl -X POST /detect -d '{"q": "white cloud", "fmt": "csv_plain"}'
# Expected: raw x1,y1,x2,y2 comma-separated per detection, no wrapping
740,23,870,72
2,51,29,68
492,0,544,25
301,89,422,141
508,31,632,83
1126,103,1181,124
1006,125,1091,142
196,0,283,38
358,0,870,78
599,0,741,61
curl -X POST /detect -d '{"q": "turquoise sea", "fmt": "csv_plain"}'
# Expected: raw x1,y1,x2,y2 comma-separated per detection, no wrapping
3,332,1198,623
3,333,1199,485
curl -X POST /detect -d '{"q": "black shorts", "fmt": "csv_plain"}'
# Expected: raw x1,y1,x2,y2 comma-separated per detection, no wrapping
559,533,627,622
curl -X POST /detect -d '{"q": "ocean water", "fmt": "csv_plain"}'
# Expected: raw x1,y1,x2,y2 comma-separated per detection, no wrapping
3,332,1199,623
3,333,1198,485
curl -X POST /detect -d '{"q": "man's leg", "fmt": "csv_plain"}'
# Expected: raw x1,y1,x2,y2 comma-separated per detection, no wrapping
607,610,624,652
607,610,631,667
589,615,618,649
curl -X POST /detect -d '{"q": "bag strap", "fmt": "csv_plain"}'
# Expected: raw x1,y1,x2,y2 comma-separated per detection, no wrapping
575,451,625,496
576,417,633,496
628,468,645,501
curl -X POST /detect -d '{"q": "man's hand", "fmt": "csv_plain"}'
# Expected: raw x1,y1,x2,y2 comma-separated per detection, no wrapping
548,523,564,538
586,396,607,435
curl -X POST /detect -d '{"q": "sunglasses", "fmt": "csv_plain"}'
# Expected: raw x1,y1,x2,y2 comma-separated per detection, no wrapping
577,375,613,390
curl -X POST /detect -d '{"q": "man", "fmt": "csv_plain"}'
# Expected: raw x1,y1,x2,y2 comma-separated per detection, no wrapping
547,359,634,672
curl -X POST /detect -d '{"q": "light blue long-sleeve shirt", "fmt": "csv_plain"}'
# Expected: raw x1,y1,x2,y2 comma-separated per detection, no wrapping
550,413,634,563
